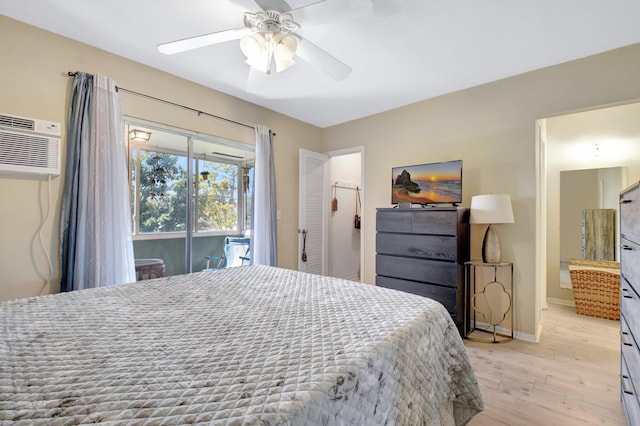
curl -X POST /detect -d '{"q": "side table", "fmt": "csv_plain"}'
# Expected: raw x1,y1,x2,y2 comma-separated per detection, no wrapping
134,258,166,281
465,260,514,343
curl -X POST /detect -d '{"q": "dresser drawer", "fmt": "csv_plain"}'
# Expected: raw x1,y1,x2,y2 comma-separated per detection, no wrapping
376,254,457,287
621,314,640,393
621,183,640,244
377,210,413,233
376,276,457,313
376,209,460,235
622,277,640,336
621,237,640,293
412,210,458,235
376,232,457,261
622,355,640,425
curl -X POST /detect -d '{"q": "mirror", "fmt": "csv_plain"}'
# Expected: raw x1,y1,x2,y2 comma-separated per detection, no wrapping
559,166,626,288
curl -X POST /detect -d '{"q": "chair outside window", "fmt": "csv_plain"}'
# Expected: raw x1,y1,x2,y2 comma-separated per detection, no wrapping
224,237,251,267
203,237,250,271
204,255,225,270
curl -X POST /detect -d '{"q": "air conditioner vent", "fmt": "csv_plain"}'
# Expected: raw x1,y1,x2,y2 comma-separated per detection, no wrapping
0,132,58,169
0,113,61,176
0,114,35,132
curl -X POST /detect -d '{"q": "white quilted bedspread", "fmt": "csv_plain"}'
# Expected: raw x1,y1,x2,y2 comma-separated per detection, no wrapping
0,265,482,425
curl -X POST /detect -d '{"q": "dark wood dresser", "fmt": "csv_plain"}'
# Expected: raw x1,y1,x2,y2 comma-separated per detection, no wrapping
620,181,640,425
375,207,470,334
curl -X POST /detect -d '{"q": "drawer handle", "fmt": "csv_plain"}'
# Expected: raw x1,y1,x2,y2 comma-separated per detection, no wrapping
620,199,633,204
621,244,633,251
623,288,634,299
622,375,635,395
622,331,635,347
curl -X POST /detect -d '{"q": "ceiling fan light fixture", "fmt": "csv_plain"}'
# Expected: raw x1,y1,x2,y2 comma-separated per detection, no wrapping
241,31,298,74
245,51,272,73
240,33,264,60
274,34,297,72
240,33,273,73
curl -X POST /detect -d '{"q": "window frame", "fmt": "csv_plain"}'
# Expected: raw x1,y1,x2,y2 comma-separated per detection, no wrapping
125,119,254,241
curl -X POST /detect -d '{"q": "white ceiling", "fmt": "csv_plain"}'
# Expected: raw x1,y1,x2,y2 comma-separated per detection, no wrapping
2,0,640,128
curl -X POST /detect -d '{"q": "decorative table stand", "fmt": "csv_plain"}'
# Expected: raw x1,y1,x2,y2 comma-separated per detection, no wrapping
465,260,514,343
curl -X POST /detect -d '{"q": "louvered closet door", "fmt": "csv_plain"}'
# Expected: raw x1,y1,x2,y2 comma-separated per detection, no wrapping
298,149,328,275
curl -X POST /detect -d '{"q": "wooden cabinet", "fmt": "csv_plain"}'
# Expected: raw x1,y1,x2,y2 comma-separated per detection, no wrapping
375,207,470,334
620,181,640,425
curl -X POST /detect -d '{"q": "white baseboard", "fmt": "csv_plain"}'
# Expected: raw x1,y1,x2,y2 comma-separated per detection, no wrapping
517,327,540,343
547,297,576,307
471,321,539,343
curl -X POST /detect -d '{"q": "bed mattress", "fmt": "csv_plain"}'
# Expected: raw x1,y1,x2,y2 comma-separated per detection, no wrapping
0,265,482,425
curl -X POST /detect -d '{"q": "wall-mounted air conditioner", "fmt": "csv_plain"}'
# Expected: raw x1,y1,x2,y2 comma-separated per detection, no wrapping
0,113,61,176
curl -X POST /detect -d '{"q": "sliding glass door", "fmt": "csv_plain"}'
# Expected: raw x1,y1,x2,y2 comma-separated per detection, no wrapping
126,120,254,280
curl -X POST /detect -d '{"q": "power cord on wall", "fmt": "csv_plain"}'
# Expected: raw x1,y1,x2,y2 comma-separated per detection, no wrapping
36,174,54,295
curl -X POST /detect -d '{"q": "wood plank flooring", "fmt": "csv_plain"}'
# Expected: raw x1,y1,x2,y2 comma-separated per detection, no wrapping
465,303,626,425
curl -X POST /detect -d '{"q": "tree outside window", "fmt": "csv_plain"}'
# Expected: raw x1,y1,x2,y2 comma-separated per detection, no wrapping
196,158,238,232
131,147,246,235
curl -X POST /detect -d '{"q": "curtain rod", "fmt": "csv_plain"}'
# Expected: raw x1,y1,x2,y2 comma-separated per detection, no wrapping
67,72,269,134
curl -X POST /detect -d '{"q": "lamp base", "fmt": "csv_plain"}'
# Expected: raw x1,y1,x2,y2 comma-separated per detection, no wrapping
482,224,502,264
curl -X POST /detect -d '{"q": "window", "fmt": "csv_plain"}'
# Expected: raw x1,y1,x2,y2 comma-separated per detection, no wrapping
195,156,241,233
127,121,254,238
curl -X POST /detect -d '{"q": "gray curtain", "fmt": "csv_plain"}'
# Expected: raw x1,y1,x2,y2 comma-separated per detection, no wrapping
60,72,93,292
251,125,277,266
60,72,136,291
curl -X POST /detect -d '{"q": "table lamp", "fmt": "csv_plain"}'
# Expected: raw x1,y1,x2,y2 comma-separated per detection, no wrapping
470,194,514,264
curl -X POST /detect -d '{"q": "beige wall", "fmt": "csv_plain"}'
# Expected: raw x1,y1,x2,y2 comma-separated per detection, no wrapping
323,44,640,337
0,16,323,300
3,14,640,338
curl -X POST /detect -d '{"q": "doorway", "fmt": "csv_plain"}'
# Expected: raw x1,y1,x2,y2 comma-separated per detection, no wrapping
536,101,640,322
328,150,363,281
298,146,364,280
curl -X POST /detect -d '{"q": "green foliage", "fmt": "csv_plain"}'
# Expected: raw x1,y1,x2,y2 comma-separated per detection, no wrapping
197,162,238,231
139,151,186,233
134,149,239,234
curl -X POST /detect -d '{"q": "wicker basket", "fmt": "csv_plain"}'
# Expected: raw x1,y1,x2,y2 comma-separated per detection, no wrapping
568,258,620,320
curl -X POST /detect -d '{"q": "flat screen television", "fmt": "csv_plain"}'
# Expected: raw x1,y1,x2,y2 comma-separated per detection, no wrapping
392,159,462,205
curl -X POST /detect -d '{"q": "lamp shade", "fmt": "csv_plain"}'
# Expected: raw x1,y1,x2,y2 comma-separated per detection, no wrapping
470,194,514,224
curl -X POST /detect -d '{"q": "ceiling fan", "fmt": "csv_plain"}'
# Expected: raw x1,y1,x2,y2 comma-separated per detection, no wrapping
157,0,356,81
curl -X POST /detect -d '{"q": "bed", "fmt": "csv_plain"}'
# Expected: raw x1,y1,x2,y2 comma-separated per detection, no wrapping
0,265,482,425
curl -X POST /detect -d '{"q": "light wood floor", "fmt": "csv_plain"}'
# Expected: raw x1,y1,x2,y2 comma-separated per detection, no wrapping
465,303,626,425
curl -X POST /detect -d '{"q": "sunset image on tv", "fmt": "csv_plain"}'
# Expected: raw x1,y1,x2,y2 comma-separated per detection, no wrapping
392,160,462,204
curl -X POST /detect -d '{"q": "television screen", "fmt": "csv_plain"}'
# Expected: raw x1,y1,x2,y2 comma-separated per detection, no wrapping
392,160,462,205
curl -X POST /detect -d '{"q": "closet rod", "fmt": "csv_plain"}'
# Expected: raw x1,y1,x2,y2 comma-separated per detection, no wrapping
67,72,272,134
333,183,360,191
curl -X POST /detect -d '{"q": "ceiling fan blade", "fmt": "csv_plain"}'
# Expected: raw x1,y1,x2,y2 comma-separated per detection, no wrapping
289,0,371,28
246,67,269,93
286,0,328,12
372,0,402,15
229,0,264,11
158,27,252,55
295,36,351,81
